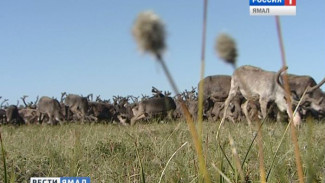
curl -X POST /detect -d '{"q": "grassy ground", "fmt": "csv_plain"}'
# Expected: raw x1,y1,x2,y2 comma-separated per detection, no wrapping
1,120,325,182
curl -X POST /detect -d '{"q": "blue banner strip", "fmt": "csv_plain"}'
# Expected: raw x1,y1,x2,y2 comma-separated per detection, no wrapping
60,177,90,183
249,0,285,6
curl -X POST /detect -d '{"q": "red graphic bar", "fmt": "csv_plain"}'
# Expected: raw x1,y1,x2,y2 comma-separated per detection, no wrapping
285,0,296,6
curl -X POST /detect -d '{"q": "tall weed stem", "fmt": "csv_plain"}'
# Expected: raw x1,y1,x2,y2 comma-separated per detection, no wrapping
275,16,304,183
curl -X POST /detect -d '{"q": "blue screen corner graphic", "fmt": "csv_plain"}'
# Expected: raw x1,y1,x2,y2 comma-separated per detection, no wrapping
250,0,285,6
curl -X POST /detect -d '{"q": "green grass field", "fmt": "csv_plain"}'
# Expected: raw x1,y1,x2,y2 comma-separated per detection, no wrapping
1,120,325,182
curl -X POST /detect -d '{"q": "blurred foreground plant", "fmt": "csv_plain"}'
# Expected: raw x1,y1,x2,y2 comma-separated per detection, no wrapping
132,10,211,182
0,128,8,183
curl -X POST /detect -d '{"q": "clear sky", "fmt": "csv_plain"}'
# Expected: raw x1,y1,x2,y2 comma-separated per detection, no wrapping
1,1,324,104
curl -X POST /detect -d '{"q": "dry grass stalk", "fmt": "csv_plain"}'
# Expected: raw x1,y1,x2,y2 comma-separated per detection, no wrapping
266,87,308,180
135,141,146,183
179,102,211,182
228,133,245,181
197,0,208,144
255,120,266,183
306,116,315,182
0,128,8,183
212,163,232,183
158,142,188,183
275,16,304,183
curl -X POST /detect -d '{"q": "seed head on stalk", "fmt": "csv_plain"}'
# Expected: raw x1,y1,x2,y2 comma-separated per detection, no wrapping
215,33,238,69
132,10,179,94
132,11,166,60
131,11,211,182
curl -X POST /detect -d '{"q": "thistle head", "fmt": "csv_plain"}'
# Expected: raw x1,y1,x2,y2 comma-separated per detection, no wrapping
215,33,238,68
132,11,166,59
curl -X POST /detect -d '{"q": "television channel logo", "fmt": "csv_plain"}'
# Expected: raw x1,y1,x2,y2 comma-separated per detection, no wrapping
30,177,90,183
250,0,296,16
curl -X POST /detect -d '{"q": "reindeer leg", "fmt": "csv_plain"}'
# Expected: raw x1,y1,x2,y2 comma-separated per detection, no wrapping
242,100,252,126
38,112,44,124
221,90,236,124
259,98,268,120
131,113,146,126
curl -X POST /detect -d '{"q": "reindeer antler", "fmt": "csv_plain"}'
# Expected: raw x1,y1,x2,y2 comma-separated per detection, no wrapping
87,93,93,101
128,95,139,103
307,77,325,93
61,92,67,103
96,95,102,102
1,99,8,109
152,86,165,98
141,94,149,100
164,91,171,96
34,96,39,104
113,96,118,105
152,86,162,93
21,95,29,107
192,87,197,92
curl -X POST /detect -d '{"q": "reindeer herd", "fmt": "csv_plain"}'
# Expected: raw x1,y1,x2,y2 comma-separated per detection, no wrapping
1,65,325,126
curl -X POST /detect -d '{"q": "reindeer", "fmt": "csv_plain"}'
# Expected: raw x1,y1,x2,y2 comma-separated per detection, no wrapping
131,88,176,125
37,96,64,125
221,65,301,126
